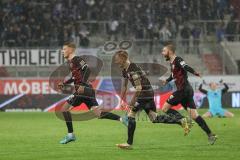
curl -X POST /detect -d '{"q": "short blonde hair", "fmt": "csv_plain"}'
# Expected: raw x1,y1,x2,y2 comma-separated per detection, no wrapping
115,50,128,60
63,42,76,49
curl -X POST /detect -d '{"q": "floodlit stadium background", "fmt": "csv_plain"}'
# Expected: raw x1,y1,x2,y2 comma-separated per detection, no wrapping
0,0,239,111
1,1,240,160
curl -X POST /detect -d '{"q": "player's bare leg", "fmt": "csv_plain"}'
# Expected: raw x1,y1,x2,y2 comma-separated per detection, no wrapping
188,109,217,145
202,111,213,118
162,102,172,113
224,111,234,118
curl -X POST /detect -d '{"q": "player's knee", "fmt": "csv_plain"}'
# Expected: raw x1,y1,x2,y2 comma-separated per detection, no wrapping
191,113,198,119
227,112,234,118
162,103,172,113
202,114,208,118
188,109,199,119
61,104,71,112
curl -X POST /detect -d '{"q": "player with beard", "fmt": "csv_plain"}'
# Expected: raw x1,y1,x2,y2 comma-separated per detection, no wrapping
160,43,217,145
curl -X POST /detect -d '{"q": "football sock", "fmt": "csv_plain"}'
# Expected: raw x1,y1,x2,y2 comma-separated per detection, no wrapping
127,117,136,145
195,116,212,136
166,109,184,120
99,112,120,121
63,111,73,133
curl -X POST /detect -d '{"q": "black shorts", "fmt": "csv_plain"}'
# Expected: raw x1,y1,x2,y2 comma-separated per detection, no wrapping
131,98,156,114
167,85,196,110
67,84,98,109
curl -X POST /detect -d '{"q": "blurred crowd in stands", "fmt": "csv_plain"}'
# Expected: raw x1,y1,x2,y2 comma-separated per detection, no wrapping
0,0,239,47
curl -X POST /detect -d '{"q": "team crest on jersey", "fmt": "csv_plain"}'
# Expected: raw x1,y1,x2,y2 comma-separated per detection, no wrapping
80,60,85,66
172,64,175,69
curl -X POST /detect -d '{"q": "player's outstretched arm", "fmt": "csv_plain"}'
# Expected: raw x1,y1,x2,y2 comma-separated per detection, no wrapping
177,57,201,77
57,77,74,90
159,74,173,86
166,74,173,83
183,65,200,77
222,82,229,94
120,78,128,100
120,78,129,108
198,84,207,94
57,77,74,91
129,79,142,107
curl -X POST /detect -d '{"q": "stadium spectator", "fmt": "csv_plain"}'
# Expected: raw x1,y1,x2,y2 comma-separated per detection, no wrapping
159,25,172,45
226,16,238,41
0,0,235,47
168,18,177,38
108,18,119,41
191,25,201,55
78,24,90,47
215,22,225,43
180,24,191,54
133,19,144,39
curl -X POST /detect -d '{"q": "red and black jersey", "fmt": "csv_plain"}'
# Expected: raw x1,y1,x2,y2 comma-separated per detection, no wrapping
63,56,90,90
166,56,196,90
122,63,154,99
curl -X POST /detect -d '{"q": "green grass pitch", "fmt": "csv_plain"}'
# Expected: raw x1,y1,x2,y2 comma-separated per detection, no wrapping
0,109,240,160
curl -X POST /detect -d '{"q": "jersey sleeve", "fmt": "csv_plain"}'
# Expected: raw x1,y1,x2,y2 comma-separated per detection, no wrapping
79,58,88,70
122,70,128,79
166,74,173,82
133,78,142,91
132,72,142,91
176,57,196,75
222,83,229,94
198,84,208,94
130,64,143,91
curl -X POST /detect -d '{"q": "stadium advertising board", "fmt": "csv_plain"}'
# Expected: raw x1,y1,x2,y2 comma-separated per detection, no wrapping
0,76,239,111
0,48,98,66
232,92,240,108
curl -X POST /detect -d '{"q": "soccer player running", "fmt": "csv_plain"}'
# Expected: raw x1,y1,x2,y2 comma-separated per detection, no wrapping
114,50,190,149
58,42,128,144
199,80,234,118
160,43,217,145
